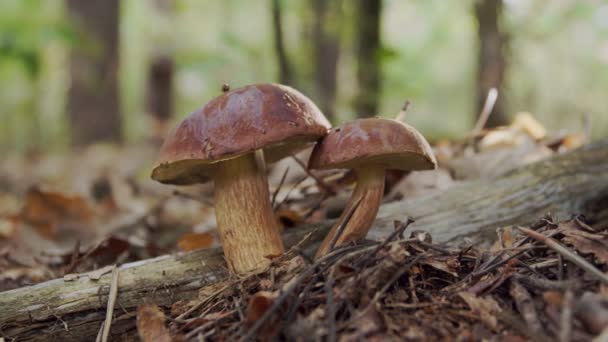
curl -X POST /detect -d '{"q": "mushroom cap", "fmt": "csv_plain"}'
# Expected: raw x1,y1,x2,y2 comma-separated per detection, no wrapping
151,84,331,185
308,118,437,171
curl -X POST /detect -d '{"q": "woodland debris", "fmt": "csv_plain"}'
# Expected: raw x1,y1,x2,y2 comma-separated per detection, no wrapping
158,216,608,341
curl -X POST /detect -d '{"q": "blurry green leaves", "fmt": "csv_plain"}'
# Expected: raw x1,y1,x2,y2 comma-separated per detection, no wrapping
0,0,78,78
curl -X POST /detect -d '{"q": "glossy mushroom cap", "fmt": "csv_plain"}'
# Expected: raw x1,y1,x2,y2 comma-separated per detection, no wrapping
308,118,437,171
151,84,331,184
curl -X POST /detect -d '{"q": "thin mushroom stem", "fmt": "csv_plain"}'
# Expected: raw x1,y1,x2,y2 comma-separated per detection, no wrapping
315,167,385,258
213,151,284,274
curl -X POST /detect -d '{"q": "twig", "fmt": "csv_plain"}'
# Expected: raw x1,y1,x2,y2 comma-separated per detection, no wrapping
271,167,290,208
175,282,233,321
359,256,421,315
97,265,119,342
274,175,308,209
509,280,543,334
472,87,498,134
394,100,411,122
240,245,364,341
559,289,573,342
326,197,363,253
517,226,608,284
325,272,337,342
290,155,336,195
353,218,414,269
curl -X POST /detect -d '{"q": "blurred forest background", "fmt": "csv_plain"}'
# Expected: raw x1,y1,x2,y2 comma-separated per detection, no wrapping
0,0,607,153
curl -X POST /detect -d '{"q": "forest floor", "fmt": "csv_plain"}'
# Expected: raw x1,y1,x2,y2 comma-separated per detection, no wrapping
1,113,607,341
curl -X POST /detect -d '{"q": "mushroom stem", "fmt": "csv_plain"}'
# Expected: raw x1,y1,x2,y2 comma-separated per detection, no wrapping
315,167,385,258
213,151,284,273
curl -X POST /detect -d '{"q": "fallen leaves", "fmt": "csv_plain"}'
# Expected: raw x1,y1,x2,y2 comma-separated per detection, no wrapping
560,220,608,264
155,216,608,341
177,232,216,251
18,186,93,239
137,304,173,342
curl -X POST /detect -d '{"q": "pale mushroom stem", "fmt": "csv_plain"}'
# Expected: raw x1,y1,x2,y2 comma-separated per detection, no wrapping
214,151,284,274
315,166,385,258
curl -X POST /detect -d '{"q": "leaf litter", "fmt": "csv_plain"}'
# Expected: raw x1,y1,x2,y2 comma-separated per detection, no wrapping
156,216,608,341
0,113,603,340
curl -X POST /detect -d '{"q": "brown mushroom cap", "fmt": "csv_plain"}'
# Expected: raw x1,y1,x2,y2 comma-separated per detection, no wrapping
308,118,437,171
151,84,331,184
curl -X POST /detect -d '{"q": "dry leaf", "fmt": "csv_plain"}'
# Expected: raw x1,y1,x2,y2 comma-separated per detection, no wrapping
511,112,547,140
421,256,459,277
137,303,172,342
575,292,608,334
458,291,502,331
245,291,280,338
0,217,16,239
177,232,215,251
18,186,92,238
561,221,608,264
275,207,304,228
246,291,277,325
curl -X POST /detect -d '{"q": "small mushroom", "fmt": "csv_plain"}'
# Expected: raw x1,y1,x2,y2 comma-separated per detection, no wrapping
151,84,330,274
308,118,436,257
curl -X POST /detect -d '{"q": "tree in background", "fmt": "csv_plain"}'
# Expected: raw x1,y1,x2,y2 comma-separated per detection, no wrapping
67,0,122,145
271,0,294,86
354,0,382,118
311,0,342,121
146,0,175,140
475,0,508,128
146,55,173,139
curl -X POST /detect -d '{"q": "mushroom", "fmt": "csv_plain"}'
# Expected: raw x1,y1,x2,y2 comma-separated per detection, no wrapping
151,84,330,274
308,118,437,257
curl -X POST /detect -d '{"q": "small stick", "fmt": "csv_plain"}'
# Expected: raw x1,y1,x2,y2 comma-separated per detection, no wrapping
509,280,542,334
240,245,363,340
472,87,498,134
271,166,290,208
517,226,608,284
353,218,414,269
394,100,411,122
98,266,119,342
326,197,363,253
325,272,337,342
273,175,308,210
559,289,574,342
290,155,336,195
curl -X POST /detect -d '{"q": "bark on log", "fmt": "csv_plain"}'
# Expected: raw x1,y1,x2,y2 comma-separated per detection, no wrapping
1,140,608,340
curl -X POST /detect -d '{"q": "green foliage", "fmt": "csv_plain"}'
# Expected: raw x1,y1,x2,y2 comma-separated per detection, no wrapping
1,0,607,152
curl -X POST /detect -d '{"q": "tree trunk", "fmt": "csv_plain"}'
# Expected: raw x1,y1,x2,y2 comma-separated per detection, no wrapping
271,0,294,85
146,55,174,138
67,0,122,146
354,0,382,118
475,0,508,128
311,0,342,121
2,139,608,340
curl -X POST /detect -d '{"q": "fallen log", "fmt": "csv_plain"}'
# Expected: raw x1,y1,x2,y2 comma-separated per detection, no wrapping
1,139,608,341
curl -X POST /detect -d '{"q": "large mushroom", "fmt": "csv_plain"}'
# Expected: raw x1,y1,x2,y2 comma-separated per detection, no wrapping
308,118,437,257
151,84,330,274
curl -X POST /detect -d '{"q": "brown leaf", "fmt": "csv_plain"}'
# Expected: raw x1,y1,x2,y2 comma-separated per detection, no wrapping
18,186,92,238
561,221,608,264
0,217,17,239
245,291,280,338
421,256,460,277
245,291,277,326
458,291,502,331
177,232,215,251
275,207,304,228
137,303,172,342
